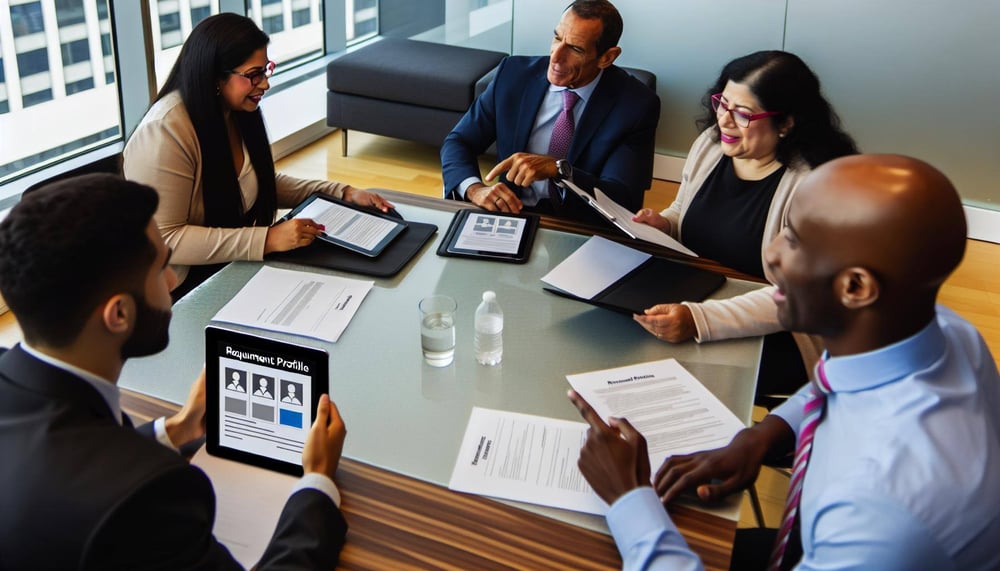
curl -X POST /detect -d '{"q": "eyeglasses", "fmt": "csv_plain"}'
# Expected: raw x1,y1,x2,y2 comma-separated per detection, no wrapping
711,93,780,128
227,60,276,87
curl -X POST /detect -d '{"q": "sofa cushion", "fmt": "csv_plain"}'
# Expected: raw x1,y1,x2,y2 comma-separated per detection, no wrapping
327,38,506,112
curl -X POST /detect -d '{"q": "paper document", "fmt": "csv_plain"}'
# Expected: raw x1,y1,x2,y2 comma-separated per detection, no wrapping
449,407,606,515
213,266,373,343
293,197,399,252
566,358,745,470
191,447,297,568
540,235,649,299
562,180,697,257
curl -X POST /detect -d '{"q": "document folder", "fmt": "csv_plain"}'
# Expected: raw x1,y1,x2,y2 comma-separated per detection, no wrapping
544,256,725,315
267,220,436,278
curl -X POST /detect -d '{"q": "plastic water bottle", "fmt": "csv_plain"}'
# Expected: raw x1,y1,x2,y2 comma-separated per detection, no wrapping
474,291,503,366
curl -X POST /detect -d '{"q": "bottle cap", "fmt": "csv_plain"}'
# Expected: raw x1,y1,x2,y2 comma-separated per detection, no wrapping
483,291,496,302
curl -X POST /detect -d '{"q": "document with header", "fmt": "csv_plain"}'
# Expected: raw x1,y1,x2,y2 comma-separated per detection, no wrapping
448,407,606,515
566,358,746,470
562,180,697,257
212,266,373,343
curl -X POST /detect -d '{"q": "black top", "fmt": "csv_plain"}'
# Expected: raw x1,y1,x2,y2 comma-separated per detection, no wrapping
681,156,785,278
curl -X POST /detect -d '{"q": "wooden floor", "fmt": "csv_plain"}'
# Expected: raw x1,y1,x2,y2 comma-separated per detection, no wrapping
0,128,995,535
276,129,1000,530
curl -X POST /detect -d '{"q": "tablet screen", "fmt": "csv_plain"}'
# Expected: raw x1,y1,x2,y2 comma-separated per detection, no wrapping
285,193,405,257
205,326,329,476
438,209,538,263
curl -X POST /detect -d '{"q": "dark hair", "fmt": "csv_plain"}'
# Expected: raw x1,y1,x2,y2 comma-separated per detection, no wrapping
153,13,276,229
0,174,158,347
696,51,858,169
566,0,622,56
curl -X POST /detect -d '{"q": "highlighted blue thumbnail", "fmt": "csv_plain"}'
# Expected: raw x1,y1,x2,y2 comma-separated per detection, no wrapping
279,408,303,428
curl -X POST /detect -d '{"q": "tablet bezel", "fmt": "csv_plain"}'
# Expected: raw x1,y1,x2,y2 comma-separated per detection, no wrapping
205,326,330,476
279,192,406,257
437,209,538,263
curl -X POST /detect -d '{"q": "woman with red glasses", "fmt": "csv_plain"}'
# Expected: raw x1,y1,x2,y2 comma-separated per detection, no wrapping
124,14,392,300
632,51,857,402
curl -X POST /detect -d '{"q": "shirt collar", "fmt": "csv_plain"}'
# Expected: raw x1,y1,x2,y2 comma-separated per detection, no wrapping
819,310,947,394
21,343,122,425
549,68,604,104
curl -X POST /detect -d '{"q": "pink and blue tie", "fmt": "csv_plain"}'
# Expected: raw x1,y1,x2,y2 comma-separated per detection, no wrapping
546,89,580,203
767,359,833,571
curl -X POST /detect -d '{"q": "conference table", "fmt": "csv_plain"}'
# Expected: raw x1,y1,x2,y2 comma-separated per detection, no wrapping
119,189,766,570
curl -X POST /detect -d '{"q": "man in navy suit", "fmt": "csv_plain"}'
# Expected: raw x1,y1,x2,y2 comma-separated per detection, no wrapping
0,174,348,569
441,0,660,224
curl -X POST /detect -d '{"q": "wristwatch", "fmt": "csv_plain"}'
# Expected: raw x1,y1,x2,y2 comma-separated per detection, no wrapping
554,159,573,181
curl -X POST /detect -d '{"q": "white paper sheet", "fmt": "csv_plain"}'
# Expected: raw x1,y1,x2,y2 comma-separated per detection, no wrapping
191,447,297,568
540,235,649,299
562,180,698,257
566,358,746,471
448,407,607,515
294,198,398,251
212,266,373,343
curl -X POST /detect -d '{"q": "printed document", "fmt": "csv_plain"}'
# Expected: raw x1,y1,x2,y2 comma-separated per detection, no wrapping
192,448,296,568
561,180,697,257
540,235,649,299
566,358,745,469
293,197,399,252
449,407,606,515
213,266,373,343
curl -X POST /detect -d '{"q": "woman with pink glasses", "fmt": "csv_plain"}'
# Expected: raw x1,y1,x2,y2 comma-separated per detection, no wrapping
633,51,856,401
125,14,391,300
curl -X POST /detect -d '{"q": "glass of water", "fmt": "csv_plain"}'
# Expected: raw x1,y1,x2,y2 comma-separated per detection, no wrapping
419,295,457,367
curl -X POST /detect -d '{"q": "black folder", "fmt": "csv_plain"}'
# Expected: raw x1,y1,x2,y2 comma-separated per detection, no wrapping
544,256,726,315
267,220,437,278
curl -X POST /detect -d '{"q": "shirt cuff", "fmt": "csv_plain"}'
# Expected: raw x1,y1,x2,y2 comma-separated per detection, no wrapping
293,472,342,508
458,176,483,200
153,416,179,452
607,487,680,553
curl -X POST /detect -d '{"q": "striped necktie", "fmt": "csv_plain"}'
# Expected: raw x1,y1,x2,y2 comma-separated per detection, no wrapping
546,89,580,204
767,359,833,571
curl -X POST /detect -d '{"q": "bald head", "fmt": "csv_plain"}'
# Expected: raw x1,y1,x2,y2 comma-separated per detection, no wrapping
767,154,966,353
795,154,965,289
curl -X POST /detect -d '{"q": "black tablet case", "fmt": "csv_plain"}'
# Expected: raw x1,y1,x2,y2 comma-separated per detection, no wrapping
436,209,539,264
544,256,726,315
267,220,437,277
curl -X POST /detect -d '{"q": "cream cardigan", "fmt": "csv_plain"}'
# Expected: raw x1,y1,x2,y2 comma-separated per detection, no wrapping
123,91,349,286
663,129,823,371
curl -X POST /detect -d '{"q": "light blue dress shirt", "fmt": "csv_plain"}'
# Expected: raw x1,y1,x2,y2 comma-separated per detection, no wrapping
459,70,602,206
606,306,1000,570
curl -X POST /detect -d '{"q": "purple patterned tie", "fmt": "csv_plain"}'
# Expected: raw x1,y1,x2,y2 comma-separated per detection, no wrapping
546,89,580,202
767,359,833,571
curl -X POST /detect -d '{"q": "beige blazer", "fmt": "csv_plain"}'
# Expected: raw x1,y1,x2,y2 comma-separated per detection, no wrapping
123,91,349,286
662,129,823,372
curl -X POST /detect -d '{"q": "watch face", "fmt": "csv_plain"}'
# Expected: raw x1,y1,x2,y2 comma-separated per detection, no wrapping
557,160,571,179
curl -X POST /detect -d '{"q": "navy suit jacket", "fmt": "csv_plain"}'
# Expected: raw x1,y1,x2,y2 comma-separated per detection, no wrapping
0,345,346,570
441,55,660,224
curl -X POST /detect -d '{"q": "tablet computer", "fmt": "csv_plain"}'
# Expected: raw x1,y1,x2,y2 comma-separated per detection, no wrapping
205,326,329,476
278,192,406,257
436,209,539,264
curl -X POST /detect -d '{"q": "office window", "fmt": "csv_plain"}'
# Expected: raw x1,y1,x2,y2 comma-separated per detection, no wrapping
16,48,49,77
247,0,323,70
61,39,91,66
55,0,87,27
292,8,310,28
347,0,378,44
21,88,52,107
0,0,121,187
65,77,94,94
159,7,183,49
10,3,45,37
